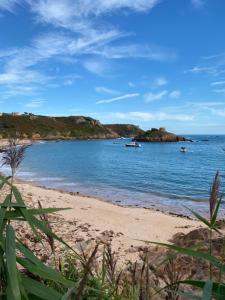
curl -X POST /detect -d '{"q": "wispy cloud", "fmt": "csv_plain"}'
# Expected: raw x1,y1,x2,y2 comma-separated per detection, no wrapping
109,111,194,122
96,93,139,104
211,80,225,86
83,60,108,75
95,86,119,95
92,44,177,62
0,0,20,12
154,77,168,86
191,0,205,9
185,66,216,74
212,88,225,94
202,52,225,60
144,90,168,102
169,90,181,99
128,81,135,88
29,0,161,24
210,108,225,117
0,0,176,98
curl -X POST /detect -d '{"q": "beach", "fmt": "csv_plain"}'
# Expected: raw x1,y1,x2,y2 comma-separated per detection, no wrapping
0,138,208,261
14,180,201,262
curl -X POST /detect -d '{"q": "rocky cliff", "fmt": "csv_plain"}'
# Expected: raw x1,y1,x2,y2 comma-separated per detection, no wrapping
134,127,188,142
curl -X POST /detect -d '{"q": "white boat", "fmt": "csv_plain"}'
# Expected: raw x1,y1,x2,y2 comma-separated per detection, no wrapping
180,146,187,153
125,141,141,148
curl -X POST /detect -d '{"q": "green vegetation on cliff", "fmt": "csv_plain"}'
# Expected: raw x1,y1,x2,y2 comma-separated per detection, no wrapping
106,124,144,137
0,114,118,139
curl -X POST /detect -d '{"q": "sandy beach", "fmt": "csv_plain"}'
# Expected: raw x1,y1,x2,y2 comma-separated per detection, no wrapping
13,180,202,262
0,138,33,149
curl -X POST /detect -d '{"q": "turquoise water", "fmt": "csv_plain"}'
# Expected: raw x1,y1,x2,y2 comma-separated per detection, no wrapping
2,135,225,214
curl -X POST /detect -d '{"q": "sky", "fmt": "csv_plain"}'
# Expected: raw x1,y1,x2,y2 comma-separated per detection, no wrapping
0,0,225,134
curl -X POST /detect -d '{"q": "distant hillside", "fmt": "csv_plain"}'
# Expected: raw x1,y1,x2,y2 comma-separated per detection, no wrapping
134,127,188,142
0,114,119,140
105,124,144,137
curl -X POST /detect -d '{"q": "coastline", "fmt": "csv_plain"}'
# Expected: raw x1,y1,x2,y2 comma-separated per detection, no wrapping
12,178,201,261
0,138,33,149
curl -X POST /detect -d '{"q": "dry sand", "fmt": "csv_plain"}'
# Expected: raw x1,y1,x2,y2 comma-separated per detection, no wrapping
0,139,32,148
15,181,201,261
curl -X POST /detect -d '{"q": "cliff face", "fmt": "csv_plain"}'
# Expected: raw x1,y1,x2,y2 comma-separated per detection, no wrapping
0,114,119,140
134,127,187,142
105,124,144,137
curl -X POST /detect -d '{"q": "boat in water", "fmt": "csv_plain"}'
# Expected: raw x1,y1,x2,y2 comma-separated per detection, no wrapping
180,146,187,153
125,141,141,148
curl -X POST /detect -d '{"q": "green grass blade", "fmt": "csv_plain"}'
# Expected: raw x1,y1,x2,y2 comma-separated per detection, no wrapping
202,281,213,300
5,207,71,219
184,206,213,228
17,257,74,287
184,205,221,233
5,225,21,300
211,196,223,227
0,176,11,189
17,272,29,300
0,203,26,208
11,186,40,238
21,276,62,300
17,242,74,287
0,194,11,235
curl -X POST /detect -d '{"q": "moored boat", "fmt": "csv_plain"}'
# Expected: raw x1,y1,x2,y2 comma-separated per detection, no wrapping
125,141,141,148
180,146,187,153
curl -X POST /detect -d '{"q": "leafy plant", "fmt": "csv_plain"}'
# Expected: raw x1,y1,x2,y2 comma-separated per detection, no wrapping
147,172,225,299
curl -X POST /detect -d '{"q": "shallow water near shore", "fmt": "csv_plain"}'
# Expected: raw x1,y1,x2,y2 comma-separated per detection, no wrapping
1,135,225,215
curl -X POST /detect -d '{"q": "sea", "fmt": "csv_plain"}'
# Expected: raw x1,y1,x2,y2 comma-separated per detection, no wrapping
1,135,225,216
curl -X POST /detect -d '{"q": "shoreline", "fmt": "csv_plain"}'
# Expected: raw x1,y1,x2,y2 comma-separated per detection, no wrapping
16,177,195,220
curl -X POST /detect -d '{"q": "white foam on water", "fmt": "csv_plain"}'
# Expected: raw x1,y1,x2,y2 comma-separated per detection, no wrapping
35,177,64,182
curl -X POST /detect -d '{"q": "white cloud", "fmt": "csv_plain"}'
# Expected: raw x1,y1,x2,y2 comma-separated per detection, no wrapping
169,90,181,99
185,66,215,74
29,0,161,23
208,108,225,117
96,93,139,104
203,52,225,60
144,90,168,102
154,77,168,86
212,88,225,94
83,60,107,75
0,0,176,97
211,80,225,86
0,0,20,12
95,86,119,95
92,44,177,61
191,0,205,9
110,111,194,122
128,81,135,88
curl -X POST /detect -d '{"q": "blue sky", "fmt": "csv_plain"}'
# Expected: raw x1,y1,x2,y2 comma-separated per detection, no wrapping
0,0,225,134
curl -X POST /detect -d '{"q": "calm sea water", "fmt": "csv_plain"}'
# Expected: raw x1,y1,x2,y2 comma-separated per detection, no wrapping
1,135,225,214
